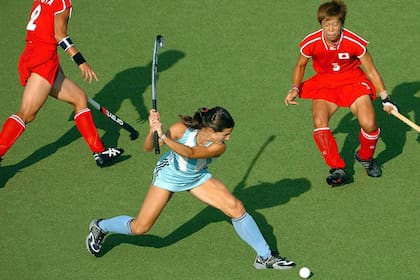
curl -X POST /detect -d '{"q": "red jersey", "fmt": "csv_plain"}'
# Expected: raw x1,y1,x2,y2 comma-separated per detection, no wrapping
25,0,72,46
298,28,376,106
300,28,368,75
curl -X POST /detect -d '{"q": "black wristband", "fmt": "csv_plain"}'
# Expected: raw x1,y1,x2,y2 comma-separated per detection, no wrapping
58,36,74,51
72,52,86,66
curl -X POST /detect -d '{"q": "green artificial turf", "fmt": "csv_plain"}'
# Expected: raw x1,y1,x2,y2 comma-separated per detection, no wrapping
1,1,419,279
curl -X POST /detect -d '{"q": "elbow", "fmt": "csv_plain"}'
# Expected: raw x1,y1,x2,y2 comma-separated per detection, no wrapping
54,33,67,44
177,149,194,158
143,142,154,152
365,69,381,81
143,145,153,152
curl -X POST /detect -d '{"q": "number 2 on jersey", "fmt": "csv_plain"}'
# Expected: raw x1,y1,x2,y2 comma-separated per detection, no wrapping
26,4,41,31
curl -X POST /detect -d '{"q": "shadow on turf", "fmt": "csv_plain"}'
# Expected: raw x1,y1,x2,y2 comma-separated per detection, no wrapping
0,50,185,188
98,135,312,257
98,178,311,257
0,154,132,188
332,81,420,176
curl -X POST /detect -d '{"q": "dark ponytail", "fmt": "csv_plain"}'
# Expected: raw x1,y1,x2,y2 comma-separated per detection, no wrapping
180,106,234,132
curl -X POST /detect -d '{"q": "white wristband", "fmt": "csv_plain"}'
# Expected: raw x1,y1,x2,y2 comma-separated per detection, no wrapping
289,86,299,93
378,90,388,100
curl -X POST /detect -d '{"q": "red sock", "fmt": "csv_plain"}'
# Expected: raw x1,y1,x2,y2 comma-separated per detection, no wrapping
357,128,380,160
74,109,105,153
0,115,26,157
313,128,345,169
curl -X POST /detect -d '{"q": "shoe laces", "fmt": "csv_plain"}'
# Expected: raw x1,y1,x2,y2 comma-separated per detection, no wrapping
265,255,286,265
359,158,376,169
102,148,121,157
91,224,106,242
330,168,347,177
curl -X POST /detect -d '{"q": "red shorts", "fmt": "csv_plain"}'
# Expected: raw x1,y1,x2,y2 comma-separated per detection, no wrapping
299,69,377,107
18,42,59,86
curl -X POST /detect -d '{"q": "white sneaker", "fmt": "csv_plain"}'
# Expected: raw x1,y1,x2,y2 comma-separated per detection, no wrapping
253,254,296,270
86,219,107,256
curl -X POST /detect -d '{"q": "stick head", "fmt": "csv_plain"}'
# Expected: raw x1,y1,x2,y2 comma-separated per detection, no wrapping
156,35,165,48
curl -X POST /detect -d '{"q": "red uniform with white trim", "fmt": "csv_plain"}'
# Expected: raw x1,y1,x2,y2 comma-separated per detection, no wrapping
0,0,124,164
299,28,376,107
18,0,72,86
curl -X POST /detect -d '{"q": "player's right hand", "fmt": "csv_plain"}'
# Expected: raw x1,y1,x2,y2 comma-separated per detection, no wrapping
149,109,163,135
284,89,299,106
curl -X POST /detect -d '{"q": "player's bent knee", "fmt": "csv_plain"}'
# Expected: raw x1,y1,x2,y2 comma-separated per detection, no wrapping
312,117,328,129
223,198,246,218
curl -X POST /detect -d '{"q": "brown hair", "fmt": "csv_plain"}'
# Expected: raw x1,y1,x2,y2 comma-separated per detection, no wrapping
180,106,235,132
317,0,347,24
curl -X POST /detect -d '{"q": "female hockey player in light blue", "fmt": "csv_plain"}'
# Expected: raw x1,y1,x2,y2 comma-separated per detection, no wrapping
86,106,295,270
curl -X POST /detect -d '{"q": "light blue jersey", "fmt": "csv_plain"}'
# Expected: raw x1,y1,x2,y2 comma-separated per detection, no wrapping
152,128,217,192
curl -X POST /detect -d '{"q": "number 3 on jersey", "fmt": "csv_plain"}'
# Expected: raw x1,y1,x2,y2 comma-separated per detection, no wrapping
26,4,41,31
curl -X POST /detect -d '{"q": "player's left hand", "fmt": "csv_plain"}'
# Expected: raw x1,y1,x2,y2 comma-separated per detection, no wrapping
79,63,98,83
382,97,399,114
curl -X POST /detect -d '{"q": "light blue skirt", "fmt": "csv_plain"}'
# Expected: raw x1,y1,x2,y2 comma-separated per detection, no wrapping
151,153,212,192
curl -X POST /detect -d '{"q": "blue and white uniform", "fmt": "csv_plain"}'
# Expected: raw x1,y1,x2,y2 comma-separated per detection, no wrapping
152,128,217,192
96,127,275,262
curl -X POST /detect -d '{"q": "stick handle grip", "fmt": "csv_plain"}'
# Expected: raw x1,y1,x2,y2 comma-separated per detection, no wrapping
390,110,420,133
154,131,160,154
152,99,160,154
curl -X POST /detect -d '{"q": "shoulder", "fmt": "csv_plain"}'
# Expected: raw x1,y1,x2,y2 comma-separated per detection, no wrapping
342,28,369,47
168,122,188,140
300,29,323,46
300,29,323,57
52,0,72,14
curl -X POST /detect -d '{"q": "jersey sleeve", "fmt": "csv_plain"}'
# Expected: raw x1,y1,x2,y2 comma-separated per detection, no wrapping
53,0,72,15
342,29,368,58
299,29,322,58
300,39,315,58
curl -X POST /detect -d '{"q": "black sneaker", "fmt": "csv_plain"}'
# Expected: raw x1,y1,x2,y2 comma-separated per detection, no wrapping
86,219,107,256
93,147,124,167
253,254,296,270
355,153,382,177
326,168,352,187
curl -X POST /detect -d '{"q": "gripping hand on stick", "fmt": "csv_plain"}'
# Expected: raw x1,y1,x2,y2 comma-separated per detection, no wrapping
149,110,164,138
382,97,399,114
144,109,165,152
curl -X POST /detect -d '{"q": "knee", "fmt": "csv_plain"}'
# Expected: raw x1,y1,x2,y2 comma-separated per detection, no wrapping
223,198,246,218
360,122,378,133
61,88,87,111
312,115,328,129
72,94,88,112
130,220,152,235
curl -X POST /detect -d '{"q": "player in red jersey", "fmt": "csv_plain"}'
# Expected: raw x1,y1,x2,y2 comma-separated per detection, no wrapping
284,0,399,186
0,0,123,167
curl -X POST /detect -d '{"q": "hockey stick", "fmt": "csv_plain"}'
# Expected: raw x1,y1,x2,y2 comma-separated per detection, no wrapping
390,110,420,133
151,35,165,154
87,97,139,140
